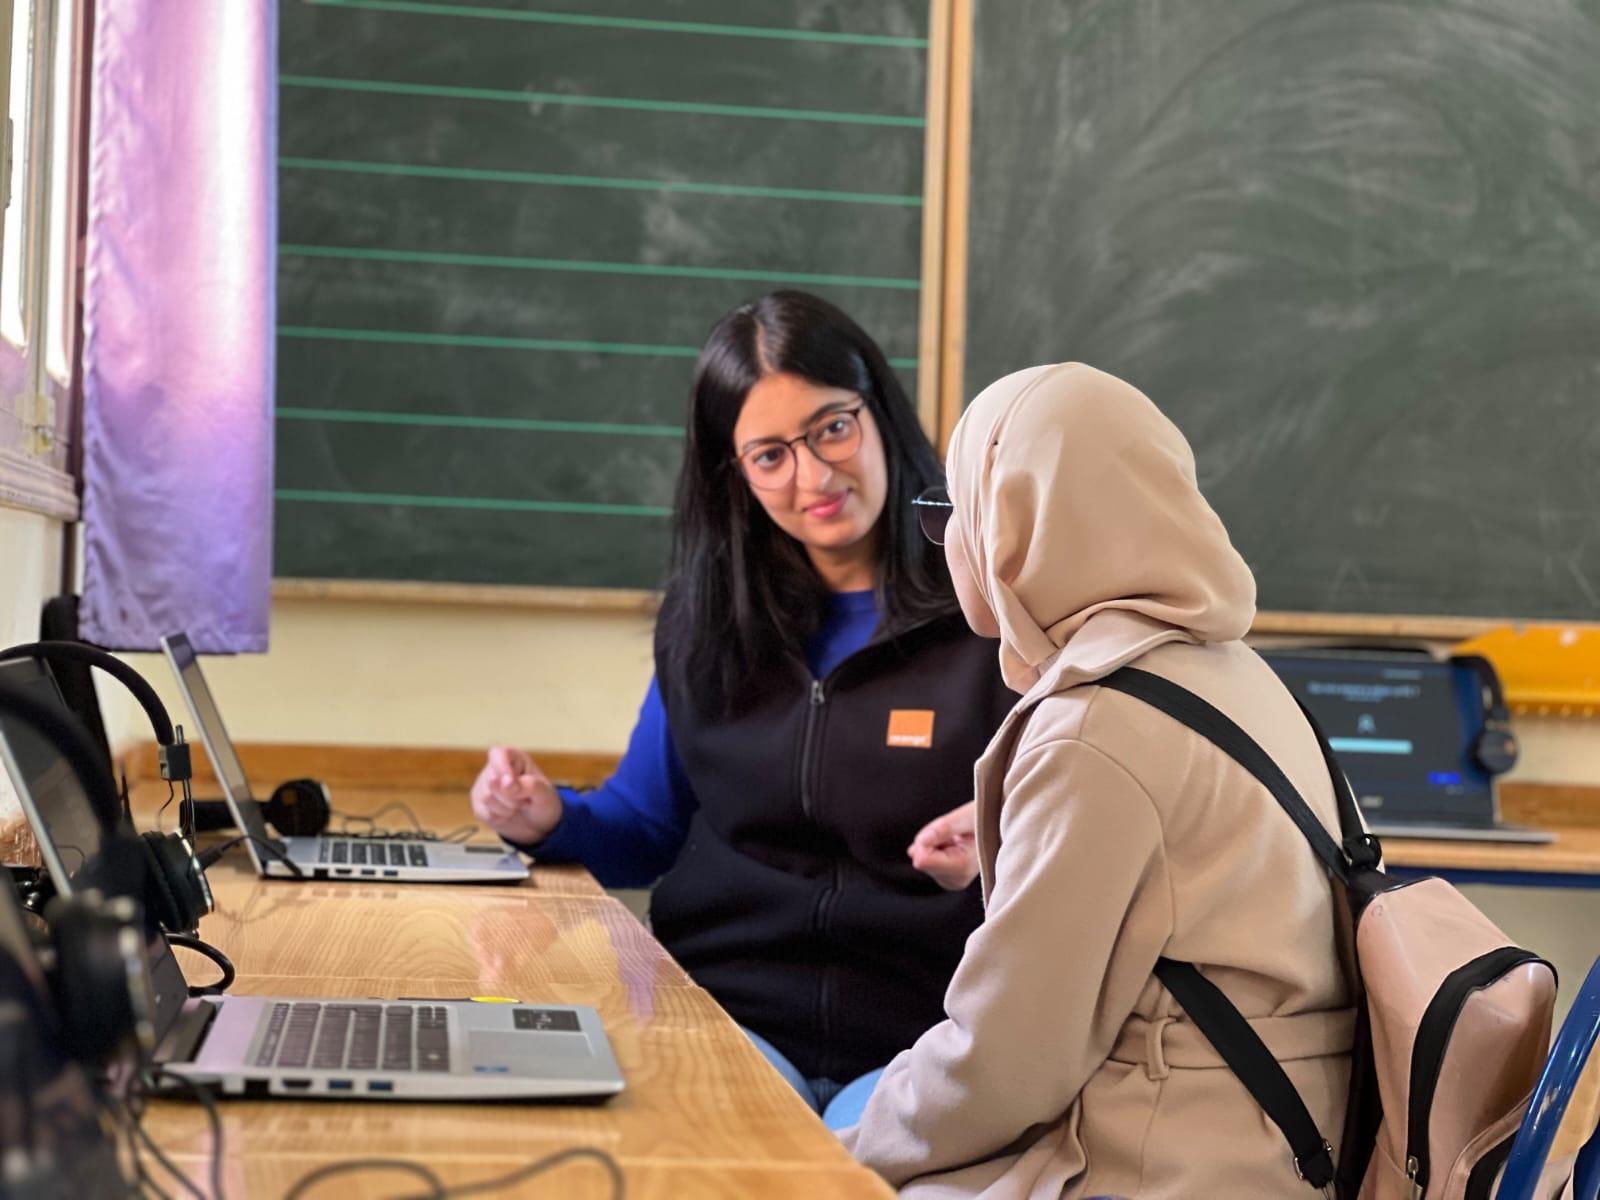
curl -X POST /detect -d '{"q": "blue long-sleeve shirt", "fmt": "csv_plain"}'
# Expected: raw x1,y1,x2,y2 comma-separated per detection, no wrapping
533,589,881,887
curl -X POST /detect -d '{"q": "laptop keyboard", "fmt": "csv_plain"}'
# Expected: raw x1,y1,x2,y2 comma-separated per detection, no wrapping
256,1002,451,1072
318,840,430,868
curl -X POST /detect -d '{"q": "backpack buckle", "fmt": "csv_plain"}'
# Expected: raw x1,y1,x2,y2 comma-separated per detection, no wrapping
1294,1139,1336,1192
1344,832,1382,872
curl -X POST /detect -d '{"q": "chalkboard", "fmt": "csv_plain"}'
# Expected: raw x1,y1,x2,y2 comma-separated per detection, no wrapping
964,0,1600,622
274,0,931,589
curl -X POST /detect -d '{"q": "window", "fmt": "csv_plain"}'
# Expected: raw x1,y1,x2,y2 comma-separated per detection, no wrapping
0,0,85,521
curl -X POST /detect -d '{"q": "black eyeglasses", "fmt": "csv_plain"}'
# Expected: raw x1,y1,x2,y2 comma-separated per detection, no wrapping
734,404,866,491
912,486,953,544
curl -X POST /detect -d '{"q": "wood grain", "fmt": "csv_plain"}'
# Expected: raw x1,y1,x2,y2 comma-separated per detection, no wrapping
200,889,686,993
123,776,889,1195
1501,783,1600,831
936,0,974,454
142,977,849,1168
273,577,662,613
1382,824,1600,876
159,1156,892,1200
915,0,952,437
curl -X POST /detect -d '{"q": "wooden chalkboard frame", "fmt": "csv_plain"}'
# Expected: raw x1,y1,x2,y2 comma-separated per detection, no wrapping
276,2,1597,639
274,577,1568,641
276,0,958,614
934,1,1598,641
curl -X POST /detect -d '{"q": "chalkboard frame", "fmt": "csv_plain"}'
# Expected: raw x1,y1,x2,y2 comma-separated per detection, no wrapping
277,0,959,612
278,0,1598,639
940,0,1600,640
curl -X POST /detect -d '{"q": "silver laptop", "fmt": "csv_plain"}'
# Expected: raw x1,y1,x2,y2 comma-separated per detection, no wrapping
1263,651,1554,845
160,633,529,884
0,657,624,1103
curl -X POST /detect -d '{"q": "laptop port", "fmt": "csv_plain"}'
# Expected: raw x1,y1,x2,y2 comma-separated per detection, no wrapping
383,869,398,877
282,1078,312,1090
367,1080,394,1093
328,1079,353,1091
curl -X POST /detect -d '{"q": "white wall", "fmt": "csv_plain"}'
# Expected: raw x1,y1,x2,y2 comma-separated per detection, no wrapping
101,596,656,756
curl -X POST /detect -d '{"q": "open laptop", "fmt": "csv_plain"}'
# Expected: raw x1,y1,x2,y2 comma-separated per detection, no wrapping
0,657,624,1102
1263,650,1553,844
160,633,529,884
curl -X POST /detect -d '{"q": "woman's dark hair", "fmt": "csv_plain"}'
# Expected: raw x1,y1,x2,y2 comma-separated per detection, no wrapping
659,290,956,714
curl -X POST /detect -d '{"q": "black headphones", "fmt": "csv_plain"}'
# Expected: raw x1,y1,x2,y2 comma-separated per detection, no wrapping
39,886,156,1067
266,778,333,836
1453,654,1519,776
188,777,331,838
0,692,157,1069
0,642,215,933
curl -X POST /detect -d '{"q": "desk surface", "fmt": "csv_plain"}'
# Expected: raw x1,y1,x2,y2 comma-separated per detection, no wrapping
133,785,892,1199
1381,826,1600,877
1378,783,1600,879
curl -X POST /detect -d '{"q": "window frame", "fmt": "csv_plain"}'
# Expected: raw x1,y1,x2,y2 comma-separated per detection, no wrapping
0,0,86,522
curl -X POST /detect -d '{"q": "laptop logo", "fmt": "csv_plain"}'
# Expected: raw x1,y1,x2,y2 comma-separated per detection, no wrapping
886,709,935,749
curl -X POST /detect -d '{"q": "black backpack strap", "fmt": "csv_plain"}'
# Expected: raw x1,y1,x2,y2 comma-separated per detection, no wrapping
1155,959,1336,1190
1289,696,1383,873
1099,668,1351,880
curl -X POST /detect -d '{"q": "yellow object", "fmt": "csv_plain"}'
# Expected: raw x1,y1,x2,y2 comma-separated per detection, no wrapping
1453,626,1600,716
469,996,519,1003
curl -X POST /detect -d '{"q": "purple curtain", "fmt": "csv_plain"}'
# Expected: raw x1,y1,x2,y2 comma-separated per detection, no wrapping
80,0,275,653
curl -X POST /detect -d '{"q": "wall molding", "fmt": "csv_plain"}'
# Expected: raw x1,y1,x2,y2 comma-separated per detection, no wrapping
0,446,77,520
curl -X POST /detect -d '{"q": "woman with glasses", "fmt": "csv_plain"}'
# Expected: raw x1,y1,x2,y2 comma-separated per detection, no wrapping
469,291,1013,1124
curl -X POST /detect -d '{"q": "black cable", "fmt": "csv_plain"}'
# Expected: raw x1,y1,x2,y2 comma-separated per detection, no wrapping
144,1066,225,1200
285,1147,625,1200
333,802,479,844
435,1147,625,1199
163,932,236,995
197,832,305,878
126,1087,205,1200
285,1159,446,1200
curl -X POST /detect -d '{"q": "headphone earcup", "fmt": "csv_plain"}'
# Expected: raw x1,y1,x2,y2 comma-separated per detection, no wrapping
1455,655,1519,776
266,779,332,837
43,895,151,1067
1475,721,1519,775
138,832,212,933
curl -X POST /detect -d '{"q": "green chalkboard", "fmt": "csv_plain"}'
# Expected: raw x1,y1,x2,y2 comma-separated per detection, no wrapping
965,0,1600,621
274,0,930,589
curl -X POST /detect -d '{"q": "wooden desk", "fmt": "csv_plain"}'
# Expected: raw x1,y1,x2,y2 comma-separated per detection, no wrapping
1381,783,1600,888
130,782,891,1199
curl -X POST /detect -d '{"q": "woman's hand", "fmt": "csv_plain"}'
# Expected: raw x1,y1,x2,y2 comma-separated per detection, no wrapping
908,800,978,890
470,746,564,846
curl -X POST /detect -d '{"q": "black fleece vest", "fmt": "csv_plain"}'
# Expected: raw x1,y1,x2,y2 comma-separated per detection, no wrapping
650,613,1014,1083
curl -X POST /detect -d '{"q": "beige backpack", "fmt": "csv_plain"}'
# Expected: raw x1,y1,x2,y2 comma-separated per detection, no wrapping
1103,668,1559,1199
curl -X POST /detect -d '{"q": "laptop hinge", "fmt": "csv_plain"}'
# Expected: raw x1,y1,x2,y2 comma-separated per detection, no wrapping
157,997,221,1065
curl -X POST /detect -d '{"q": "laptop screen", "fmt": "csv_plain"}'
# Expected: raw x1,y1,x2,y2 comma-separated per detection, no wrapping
160,633,275,854
1263,653,1494,826
0,660,191,1045
0,658,122,895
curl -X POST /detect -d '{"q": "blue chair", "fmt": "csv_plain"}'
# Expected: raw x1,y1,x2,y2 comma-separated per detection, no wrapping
1574,1130,1599,1200
1498,954,1600,1200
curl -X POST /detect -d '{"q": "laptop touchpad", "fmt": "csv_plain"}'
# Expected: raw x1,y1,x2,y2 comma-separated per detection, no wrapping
468,1030,594,1065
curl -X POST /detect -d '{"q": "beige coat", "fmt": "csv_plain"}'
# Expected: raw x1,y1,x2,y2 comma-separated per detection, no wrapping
842,365,1353,1198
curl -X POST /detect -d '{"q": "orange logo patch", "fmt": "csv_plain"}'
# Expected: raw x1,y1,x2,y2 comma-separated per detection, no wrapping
886,709,936,749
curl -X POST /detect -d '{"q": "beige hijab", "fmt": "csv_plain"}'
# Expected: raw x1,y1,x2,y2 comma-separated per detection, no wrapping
946,363,1257,693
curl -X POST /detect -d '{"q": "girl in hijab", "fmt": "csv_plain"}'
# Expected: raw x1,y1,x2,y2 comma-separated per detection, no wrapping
841,363,1352,1198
